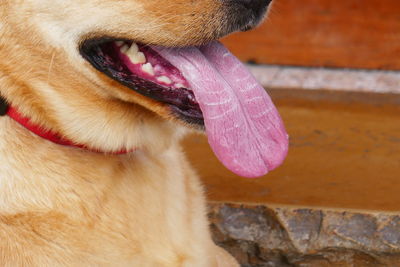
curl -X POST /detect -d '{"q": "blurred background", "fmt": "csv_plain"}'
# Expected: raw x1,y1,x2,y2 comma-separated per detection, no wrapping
224,0,399,69
184,0,400,266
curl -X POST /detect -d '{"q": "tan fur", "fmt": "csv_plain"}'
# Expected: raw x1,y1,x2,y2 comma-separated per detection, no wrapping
0,0,240,266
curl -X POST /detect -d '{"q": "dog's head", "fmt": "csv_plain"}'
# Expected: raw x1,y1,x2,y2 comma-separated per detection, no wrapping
1,0,288,177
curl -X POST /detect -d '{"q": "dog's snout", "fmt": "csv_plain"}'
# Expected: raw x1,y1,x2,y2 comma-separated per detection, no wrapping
223,0,272,32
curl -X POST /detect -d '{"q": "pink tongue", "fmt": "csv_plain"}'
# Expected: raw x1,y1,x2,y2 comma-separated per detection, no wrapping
153,42,288,178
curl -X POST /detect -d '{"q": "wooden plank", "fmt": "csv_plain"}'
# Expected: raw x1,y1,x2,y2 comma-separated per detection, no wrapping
183,89,400,212
222,0,400,70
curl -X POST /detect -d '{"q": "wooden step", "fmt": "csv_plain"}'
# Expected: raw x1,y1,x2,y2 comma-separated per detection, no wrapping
184,66,400,212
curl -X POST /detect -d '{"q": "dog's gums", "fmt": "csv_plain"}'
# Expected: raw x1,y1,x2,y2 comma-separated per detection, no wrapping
118,42,189,89
81,39,204,126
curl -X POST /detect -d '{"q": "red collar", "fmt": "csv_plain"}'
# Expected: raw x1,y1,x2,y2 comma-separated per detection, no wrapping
2,101,130,155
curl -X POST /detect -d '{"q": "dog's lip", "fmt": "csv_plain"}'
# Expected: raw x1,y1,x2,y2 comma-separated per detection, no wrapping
79,38,204,127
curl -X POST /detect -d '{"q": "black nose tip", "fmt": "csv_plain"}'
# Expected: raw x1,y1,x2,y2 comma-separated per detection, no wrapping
237,0,272,15
225,0,273,32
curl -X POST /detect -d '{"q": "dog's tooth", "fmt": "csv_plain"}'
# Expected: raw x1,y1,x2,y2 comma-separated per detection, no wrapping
175,83,185,88
120,44,130,53
127,43,139,55
142,63,155,76
122,43,146,64
115,41,124,47
127,52,146,64
157,76,172,85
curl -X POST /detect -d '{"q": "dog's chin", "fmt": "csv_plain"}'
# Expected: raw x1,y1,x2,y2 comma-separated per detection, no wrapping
80,38,205,129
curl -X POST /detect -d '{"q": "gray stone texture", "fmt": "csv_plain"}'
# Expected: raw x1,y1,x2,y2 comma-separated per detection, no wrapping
209,202,400,266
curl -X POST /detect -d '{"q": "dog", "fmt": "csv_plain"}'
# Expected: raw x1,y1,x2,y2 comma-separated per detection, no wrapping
0,0,288,265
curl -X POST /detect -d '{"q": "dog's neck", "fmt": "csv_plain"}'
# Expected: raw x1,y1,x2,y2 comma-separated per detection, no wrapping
0,96,131,155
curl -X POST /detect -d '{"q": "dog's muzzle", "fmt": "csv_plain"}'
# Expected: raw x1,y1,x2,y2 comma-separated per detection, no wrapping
223,0,273,32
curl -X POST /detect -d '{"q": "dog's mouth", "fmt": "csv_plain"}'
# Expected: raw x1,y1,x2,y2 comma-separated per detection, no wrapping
81,39,204,125
81,38,289,178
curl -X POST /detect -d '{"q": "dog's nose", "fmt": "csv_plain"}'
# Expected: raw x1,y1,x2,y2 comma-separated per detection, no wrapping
224,0,273,32
236,0,272,15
